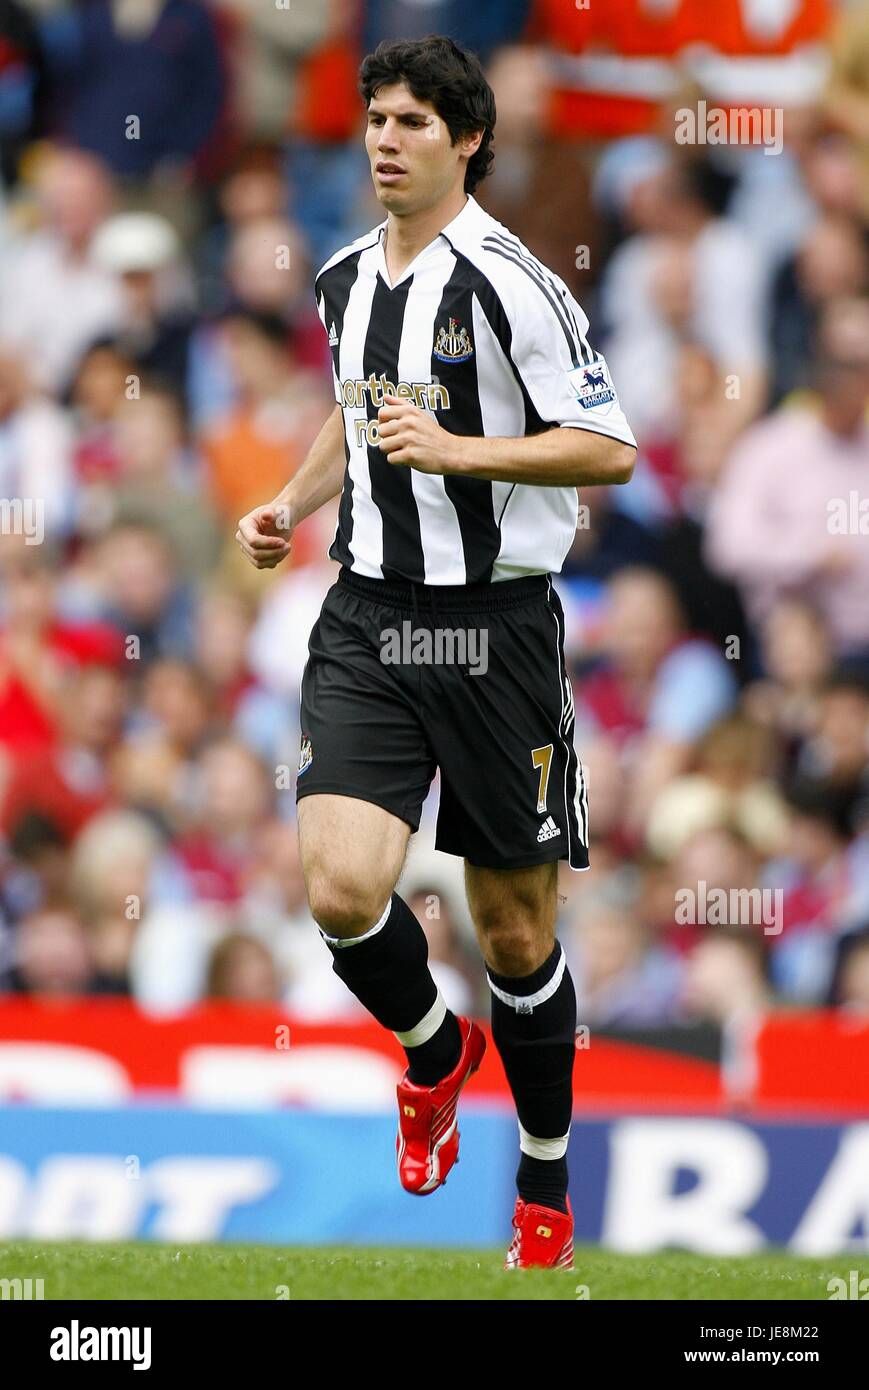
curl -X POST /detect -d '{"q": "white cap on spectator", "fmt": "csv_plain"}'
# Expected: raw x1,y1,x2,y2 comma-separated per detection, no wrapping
91,212,179,273
592,137,671,217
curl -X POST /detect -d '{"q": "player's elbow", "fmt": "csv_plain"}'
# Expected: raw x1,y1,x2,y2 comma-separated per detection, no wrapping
603,438,637,485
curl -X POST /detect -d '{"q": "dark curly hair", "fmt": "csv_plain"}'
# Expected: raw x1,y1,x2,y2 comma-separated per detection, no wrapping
358,35,496,196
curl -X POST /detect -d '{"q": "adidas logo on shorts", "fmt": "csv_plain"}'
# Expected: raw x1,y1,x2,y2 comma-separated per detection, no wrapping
537,816,561,843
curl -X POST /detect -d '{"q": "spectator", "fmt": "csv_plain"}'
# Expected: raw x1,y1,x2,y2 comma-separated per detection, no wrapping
0,342,74,537
664,823,766,959
364,1,529,62
189,212,334,430
206,931,281,1003
282,1,369,265
69,808,163,992
0,539,123,759
564,870,683,1028
765,776,869,1002
89,384,221,578
211,0,329,144
9,906,93,997
832,929,869,1012
682,927,772,1029
3,812,69,922
706,296,869,658
0,0,44,184
113,657,213,827
645,715,789,863
193,585,290,763
0,146,121,391
196,147,287,313
742,600,834,764
479,45,603,302
92,520,194,663
168,735,276,905
794,669,869,833
601,156,768,469
199,310,327,527
768,213,869,404
69,340,138,485
825,0,869,222
2,661,125,838
89,212,196,399
576,566,737,842
42,0,225,182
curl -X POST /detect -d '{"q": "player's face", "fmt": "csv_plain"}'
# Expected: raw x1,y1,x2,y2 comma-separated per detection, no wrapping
365,84,474,215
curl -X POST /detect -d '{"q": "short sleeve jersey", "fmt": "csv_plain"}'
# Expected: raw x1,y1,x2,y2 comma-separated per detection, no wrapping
315,194,636,584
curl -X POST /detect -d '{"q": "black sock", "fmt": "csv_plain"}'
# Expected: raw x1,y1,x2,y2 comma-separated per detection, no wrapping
322,892,461,1085
488,942,576,1213
404,1015,463,1086
516,1153,569,1214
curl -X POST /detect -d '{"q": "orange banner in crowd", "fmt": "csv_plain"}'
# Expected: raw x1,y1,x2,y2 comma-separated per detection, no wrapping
534,0,832,137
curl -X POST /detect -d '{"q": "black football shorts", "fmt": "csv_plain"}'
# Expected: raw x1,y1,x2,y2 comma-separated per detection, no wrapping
296,566,589,870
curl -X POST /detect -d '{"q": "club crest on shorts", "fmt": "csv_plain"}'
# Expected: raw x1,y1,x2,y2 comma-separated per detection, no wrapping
433,317,474,363
567,359,616,410
298,734,313,777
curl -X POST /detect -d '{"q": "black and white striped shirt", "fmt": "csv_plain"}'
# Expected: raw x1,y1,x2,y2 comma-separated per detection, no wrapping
315,195,636,585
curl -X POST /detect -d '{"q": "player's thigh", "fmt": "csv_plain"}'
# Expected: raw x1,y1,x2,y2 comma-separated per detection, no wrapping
298,793,411,932
465,860,559,973
430,585,588,873
298,579,436,834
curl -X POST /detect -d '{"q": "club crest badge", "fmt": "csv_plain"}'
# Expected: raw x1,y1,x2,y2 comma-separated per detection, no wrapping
433,318,474,363
298,734,313,776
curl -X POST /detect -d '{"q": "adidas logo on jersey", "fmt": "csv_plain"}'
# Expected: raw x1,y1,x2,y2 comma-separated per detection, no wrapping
328,321,339,347
537,816,561,843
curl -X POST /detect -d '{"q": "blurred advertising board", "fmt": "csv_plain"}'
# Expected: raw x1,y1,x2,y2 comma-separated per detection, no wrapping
0,1002,866,1250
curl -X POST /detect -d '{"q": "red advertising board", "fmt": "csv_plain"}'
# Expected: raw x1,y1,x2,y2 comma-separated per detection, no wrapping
0,1000,866,1115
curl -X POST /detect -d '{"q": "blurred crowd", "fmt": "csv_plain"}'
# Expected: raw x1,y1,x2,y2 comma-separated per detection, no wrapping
1,0,869,1045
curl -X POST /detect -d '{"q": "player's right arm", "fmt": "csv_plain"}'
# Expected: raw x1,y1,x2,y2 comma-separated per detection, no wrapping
235,403,345,570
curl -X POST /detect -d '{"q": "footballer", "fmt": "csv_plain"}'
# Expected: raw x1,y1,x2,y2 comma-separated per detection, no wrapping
236,35,636,1269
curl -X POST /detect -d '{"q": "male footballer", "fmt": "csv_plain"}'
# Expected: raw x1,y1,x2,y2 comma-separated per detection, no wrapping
236,35,636,1269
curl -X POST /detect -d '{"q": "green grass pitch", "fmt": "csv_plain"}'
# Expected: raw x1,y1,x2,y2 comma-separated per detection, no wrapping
0,1242,852,1300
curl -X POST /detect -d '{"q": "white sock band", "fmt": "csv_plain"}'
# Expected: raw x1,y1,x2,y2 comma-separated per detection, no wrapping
487,947,566,1014
318,898,392,950
394,992,447,1048
519,1123,570,1161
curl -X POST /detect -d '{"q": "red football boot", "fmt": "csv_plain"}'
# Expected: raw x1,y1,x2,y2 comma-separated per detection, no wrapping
395,1016,486,1195
504,1197,574,1270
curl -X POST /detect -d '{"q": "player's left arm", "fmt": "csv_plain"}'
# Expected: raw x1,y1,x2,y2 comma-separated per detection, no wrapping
378,273,636,486
377,398,635,485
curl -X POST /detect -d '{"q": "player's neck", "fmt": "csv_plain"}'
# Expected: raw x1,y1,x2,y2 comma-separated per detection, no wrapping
383,190,469,281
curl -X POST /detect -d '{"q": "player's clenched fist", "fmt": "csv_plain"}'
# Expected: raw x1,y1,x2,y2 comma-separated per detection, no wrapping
235,504,292,569
377,393,464,475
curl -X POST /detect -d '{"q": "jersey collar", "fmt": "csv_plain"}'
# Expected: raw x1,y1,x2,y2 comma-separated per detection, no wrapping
375,196,484,287
438,194,486,246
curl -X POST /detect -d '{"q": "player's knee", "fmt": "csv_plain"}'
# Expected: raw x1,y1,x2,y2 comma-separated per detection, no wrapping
306,874,385,938
480,917,550,976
